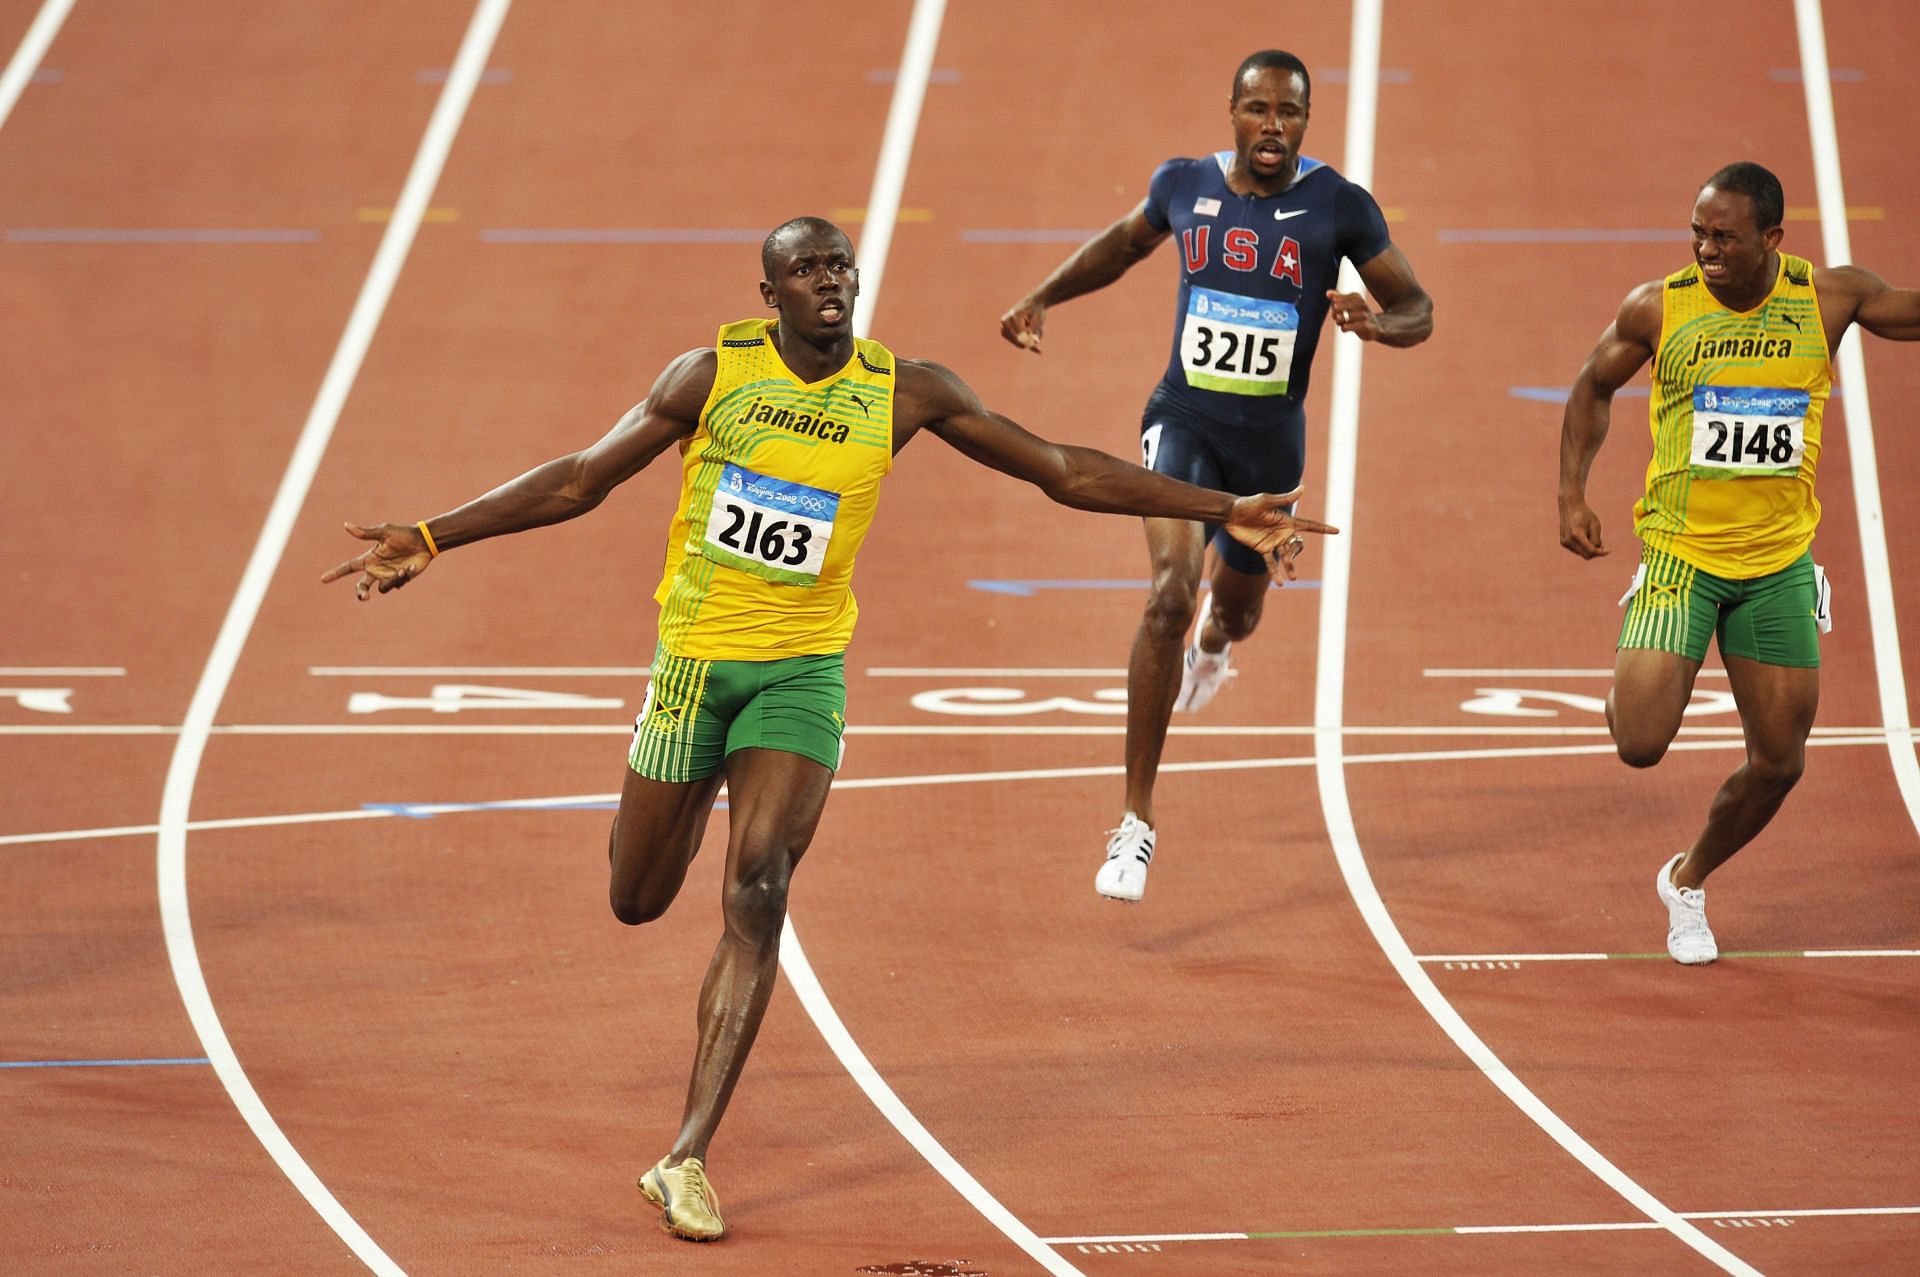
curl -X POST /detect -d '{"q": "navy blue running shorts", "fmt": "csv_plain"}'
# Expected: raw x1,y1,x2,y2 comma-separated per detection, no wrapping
1138,385,1305,575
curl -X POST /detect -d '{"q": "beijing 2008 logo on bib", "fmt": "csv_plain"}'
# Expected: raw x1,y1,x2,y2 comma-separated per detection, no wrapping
1703,389,1718,411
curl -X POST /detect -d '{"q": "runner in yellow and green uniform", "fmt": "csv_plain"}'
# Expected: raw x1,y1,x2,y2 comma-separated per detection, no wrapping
1558,162,1920,966
326,217,1335,1244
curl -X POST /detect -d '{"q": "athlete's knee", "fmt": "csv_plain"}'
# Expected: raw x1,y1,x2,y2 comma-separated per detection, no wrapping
1209,593,1265,642
1746,745,1806,792
1140,579,1199,642
609,884,671,928
723,850,795,943
1615,738,1669,769
1611,719,1673,769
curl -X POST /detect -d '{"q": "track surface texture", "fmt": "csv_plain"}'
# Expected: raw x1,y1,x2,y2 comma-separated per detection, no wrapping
4,2,1917,1274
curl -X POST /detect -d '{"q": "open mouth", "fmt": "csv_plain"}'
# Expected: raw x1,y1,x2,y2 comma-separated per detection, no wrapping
818,298,846,322
1253,141,1286,165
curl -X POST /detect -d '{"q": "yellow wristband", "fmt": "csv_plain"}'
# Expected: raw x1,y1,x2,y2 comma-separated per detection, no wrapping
416,520,440,558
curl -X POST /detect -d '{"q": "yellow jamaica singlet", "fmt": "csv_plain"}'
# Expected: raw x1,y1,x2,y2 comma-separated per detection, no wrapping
1636,252,1831,578
653,318,896,660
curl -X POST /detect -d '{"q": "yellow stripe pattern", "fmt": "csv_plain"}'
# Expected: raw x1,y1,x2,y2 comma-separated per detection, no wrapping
654,318,896,660
1637,253,1830,578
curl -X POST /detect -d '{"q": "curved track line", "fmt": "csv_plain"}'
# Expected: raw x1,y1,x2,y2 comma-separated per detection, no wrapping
1309,3,1760,1272
768,0,1078,1269
0,0,74,134
151,3,512,1272
1793,0,1920,838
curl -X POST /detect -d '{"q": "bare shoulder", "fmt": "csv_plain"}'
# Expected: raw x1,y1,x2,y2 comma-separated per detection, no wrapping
1613,279,1666,344
1813,263,1889,299
895,357,979,424
647,347,720,419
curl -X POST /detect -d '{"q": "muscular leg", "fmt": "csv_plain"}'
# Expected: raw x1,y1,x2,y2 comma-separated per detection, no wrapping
668,746,833,1164
1670,656,1817,890
1607,646,1702,769
608,765,727,925
1124,518,1206,824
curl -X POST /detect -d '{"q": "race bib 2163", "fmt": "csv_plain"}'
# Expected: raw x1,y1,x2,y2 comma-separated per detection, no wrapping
702,464,839,585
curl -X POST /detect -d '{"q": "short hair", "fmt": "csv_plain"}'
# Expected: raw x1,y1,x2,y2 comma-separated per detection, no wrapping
1232,49,1310,105
1701,162,1784,231
761,216,849,277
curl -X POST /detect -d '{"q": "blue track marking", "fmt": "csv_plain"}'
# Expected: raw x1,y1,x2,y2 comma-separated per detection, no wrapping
1510,386,1652,404
1438,228,1689,243
2,1057,210,1069
479,228,764,243
6,229,319,243
363,799,617,819
361,798,727,819
968,578,1319,597
960,228,1104,243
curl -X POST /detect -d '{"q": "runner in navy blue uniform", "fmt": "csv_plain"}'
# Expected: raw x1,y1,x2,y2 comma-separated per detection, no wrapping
1000,50,1432,901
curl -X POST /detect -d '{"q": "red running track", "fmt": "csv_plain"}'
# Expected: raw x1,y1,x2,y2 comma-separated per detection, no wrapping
3,1,1917,1273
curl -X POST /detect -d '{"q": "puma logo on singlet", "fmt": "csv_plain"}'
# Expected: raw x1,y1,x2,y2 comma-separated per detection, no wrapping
849,394,872,417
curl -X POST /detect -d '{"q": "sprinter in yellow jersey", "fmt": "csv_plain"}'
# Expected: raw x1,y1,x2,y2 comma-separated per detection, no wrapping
1558,163,1920,966
324,217,1333,1243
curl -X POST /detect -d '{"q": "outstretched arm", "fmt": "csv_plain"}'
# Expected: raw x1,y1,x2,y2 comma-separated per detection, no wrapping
1327,244,1434,347
1558,282,1661,560
321,348,713,600
892,360,1335,578
999,204,1169,354
1818,264,1920,341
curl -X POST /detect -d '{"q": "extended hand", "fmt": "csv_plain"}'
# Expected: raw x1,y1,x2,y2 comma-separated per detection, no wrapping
998,297,1047,354
1222,488,1339,581
1558,499,1608,559
1326,289,1386,341
321,521,435,600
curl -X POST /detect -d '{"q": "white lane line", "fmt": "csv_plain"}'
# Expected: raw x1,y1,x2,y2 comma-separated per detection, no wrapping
1047,1203,1920,1244
1311,5,1757,1273
1795,0,1920,841
865,667,1129,677
1422,668,1728,679
0,0,74,133
1420,954,1612,963
6,731,1901,851
779,1,1077,1273
153,4,512,1274
1421,951,1920,963
308,666,652,676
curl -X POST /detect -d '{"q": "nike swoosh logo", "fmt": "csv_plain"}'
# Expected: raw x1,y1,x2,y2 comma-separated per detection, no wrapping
1274,209,1308,221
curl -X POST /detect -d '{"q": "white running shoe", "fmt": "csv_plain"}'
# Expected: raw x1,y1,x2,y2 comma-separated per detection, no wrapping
1095,813,1155,902
1173,640,1233,712
1656,853,1717,965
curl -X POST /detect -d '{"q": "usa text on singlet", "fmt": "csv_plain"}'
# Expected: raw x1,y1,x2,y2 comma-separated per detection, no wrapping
1637,252,1830,578
654,319,895,660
